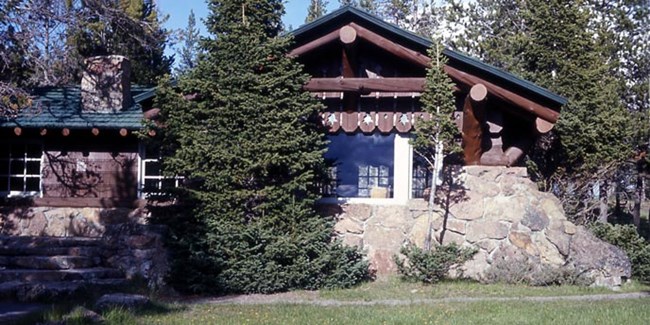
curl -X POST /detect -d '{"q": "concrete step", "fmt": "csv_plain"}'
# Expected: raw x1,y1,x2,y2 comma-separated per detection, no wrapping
0,278,131,302
0,255,102,270
0,268,123,283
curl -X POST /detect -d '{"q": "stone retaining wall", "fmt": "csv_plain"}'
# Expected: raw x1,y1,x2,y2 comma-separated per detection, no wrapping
324,166,631,288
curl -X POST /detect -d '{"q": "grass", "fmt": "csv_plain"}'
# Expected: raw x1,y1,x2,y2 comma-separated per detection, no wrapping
27,279,650,324
318,277,649,301
49,298,650,325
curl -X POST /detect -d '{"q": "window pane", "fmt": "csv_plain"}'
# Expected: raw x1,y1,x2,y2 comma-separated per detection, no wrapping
0,176,8,191
324,133,394,198
26,145,41,158
10,177,24,191
25,177,39,191
161,178,176,189
10,145,23,158
10,160,25,174
145,161,161,176
144,179,159,191
0,160,9,175
26,161,40,175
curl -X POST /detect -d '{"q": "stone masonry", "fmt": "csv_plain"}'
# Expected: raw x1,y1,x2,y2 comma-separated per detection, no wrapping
324,166,631,288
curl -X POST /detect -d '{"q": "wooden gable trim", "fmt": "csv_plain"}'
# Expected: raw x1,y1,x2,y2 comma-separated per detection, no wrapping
291,23,560,127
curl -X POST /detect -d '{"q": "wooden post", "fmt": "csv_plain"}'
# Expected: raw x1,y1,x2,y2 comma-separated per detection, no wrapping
62,128,70,136
462,84,487,165
13,127,22,136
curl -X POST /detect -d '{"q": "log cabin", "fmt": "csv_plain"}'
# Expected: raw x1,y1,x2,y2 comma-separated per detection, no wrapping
0,6,566,211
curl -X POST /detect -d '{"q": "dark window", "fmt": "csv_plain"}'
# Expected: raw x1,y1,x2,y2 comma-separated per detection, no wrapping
324,133,394,198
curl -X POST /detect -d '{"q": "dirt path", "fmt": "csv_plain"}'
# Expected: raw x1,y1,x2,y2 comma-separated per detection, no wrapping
192,291,650,306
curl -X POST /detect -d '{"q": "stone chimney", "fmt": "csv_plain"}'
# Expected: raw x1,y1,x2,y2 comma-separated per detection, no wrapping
81,55,133,113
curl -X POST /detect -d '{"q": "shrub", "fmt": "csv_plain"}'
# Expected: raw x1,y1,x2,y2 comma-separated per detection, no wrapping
394,243,477,284
590,223,650,282
483,255,593,286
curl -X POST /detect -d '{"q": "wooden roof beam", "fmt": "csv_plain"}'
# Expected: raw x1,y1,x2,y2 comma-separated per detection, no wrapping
305,77,425,93
289,29,340,57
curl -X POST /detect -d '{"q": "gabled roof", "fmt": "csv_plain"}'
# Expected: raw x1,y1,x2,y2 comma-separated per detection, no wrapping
0,85,155,130
291,5,567,107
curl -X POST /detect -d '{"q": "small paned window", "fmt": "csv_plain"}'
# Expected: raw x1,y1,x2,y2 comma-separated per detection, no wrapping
0,143,42,196
140,146,181,196
412,156,432,199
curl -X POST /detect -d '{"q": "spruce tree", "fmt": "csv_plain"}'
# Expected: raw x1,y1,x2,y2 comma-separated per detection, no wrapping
154,0,369,294
305,0,328,23
411,41,459,247
175,10,200,75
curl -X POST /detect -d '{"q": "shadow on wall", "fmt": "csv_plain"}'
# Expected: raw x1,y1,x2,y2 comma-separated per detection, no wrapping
0,196,35,235
43,151,103,198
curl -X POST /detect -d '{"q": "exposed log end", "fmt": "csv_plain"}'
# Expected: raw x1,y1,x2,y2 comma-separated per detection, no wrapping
92,128,100,136
148,129,157,137
62,128,70,136
13,127,22,136
535,117,555,134
470,83,488,102
339,25,357,45
119,128,128,137
39,128,47,136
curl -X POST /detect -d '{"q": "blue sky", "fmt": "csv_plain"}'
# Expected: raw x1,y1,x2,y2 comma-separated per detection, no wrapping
158,0,340,38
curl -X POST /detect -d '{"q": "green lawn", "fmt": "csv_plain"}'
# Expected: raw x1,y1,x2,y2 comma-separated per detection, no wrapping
93,298,650,325
32,279,650,325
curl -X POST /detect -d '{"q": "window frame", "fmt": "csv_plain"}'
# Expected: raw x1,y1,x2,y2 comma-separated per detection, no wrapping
138,144,182,198
0,142,43,197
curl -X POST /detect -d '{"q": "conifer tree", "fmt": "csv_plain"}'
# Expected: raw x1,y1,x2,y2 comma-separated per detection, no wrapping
154,0,369,294
175,9,200,75
411,42,459,247
305,0,328,23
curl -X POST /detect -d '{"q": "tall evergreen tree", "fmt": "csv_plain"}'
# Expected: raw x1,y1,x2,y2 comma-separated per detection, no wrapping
175,9,200,75
305,0,328,23
411,41,460,247
154,0,369,294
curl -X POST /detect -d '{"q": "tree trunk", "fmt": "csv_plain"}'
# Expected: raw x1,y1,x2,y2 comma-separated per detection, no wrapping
598,181,608,223
633,172,643,229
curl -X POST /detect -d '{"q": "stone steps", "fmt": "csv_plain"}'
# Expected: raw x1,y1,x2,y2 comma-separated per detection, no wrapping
0,278,130,302
0,255,102,270
0,236,129,302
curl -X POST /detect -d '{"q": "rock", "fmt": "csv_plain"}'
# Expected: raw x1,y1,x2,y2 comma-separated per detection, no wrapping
568,227,631,288
334,218,364,234
476,239,499,253
466,220,509,242
64,306,105,324
563,221,577,235
95,293,150,311
342,204,373,222
407,214,433,247
483,196,526,222
545,228,571,256
531,233,564,266
522,207,549,231
445,218,467,235
449,190,485,221
439,230,465,246
539,197,565,220
509,231,539,256
340,235,363,248
460,249,489,280
371,206,410,229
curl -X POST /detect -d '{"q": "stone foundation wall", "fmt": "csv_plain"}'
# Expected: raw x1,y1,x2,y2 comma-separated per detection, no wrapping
325,166,631,288
0,205,168,288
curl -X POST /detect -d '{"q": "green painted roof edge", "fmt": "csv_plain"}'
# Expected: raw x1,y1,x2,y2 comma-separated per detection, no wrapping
290,5,568,106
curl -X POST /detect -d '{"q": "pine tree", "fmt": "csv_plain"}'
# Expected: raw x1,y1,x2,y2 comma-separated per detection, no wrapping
154,0,369,294
72,0,172,85
411,41,459,247
175,10,200,75
305,0,328,23
359,0,378,14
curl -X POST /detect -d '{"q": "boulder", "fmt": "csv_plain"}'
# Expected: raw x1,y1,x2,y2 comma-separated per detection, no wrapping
95,293,150,311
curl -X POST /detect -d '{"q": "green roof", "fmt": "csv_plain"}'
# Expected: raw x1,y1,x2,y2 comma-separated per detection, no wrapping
0,85,155,130
291,5,568,106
